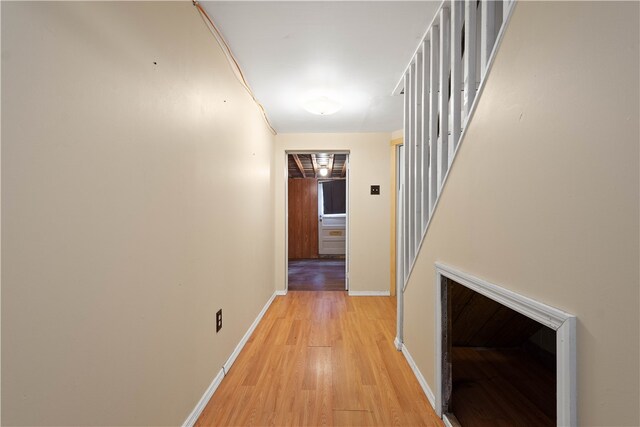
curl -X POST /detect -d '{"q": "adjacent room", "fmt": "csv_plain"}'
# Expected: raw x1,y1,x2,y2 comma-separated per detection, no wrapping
287,153,348,292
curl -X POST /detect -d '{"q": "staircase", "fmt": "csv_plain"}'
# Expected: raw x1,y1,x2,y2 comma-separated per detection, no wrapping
396,0,515,287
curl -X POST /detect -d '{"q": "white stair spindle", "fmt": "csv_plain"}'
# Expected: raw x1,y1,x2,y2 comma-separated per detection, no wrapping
450,0,463,158
480,0,496,78
403,72,410,277
414,51,423,242
438,6,450,189
429,26,439,214
408,62,416,261
421,40,430,229
464,0,477,120
503,0,511,16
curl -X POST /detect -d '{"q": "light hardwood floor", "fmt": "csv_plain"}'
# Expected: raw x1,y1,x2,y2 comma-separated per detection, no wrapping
196,291,443,426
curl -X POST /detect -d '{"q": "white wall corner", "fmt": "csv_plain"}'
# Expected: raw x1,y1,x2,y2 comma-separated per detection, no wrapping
183,291,278,427
400,343,437,410
275,290,287,296
391,129,404,140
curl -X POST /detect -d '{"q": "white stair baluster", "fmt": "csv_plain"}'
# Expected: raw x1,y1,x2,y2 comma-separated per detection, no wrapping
464,0,478,121
438,6,451,189
403,72,411,278
414,52,423,244
421,40,431,229
450,0,463,157
480,0,496,78
429,26,440,214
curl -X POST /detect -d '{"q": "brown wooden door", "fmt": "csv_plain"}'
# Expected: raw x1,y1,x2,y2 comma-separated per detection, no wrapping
288,178,318,259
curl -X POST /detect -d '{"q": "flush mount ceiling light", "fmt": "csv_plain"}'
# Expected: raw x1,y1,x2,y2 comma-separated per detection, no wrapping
319,167,329,177
303,96,342,116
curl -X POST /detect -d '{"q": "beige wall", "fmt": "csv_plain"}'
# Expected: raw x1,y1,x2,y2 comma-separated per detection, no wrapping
1,2,275,425
275,134,391,293
403,2,639,425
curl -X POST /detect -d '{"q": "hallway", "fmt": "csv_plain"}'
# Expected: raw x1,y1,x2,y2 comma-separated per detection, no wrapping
195,291,442,426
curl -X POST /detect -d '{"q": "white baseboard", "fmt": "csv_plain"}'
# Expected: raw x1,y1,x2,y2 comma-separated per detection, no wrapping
223,291,276,373
394,337,402,351
182,291,277,427
275,289,287,296
348,290,391,296
400,343,436,410
182,368,224,427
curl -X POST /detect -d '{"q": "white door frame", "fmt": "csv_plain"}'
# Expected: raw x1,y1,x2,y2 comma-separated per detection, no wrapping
284,151,350,292
434,262,577,426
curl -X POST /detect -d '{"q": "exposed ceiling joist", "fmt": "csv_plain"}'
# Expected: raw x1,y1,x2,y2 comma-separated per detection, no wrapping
310,154,318,178
292,154,306,178
327,155,334,178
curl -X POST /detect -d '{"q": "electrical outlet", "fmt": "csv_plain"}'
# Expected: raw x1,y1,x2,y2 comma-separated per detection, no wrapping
216,309,222,333
370,185,380,195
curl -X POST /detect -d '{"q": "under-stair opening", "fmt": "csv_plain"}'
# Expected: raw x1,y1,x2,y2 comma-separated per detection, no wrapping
435,264,576,426
443,278,556,426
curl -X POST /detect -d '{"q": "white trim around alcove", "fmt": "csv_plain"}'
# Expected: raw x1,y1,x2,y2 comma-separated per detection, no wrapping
434,262,577,427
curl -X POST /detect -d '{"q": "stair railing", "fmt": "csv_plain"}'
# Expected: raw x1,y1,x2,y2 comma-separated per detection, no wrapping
396,0,516,291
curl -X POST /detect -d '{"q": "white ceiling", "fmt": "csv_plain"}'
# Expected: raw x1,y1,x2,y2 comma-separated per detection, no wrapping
201,1,439,133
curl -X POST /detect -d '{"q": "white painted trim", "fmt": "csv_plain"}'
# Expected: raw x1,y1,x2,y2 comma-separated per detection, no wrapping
434,268,444,417
436,263,573,329
182,291,278,427
403,0,518,288
394,336,403,351
399,343,436,409
345,154,350,291
275,290,287,296
434,264,577,426
348,290,391,297
283,151,289,294
396,145,405,345
392,0,446,95
557,316,577,426
223,291,277,373
182,368,224,427
442,414,456,427
437,6,451,187
480,0,496,77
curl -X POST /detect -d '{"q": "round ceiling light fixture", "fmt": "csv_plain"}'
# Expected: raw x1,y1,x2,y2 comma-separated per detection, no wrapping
303,96,342,116
319,167,329,177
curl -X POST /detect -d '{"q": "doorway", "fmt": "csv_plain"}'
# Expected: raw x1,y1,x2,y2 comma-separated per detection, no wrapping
286,152,349,292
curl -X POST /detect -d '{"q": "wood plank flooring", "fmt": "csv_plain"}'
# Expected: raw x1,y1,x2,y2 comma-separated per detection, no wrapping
196,291,443,426
288,259,346,291
451,347,556,426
